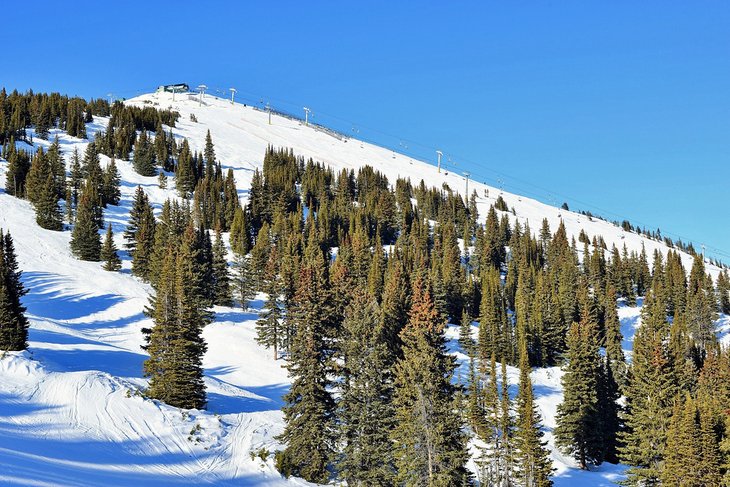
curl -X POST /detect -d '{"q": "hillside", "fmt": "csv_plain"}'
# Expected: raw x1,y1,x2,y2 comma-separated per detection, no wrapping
0,89,725,486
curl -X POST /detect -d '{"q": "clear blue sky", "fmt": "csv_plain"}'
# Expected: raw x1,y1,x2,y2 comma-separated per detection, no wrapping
3,1,729,260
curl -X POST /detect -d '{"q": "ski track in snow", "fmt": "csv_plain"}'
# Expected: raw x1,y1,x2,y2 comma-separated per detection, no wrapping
0,91,725,486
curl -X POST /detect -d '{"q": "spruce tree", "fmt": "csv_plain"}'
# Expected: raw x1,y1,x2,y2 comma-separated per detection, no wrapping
130,194,156,281
717,269,730,314
661,393,722,486
132,130,157,176
338,288,395,485
144,226,209,410
101,223,121,271
554,311,604,469
390,277,470,486
619,280,677,485
102,157,121,206
0,230,30,351
514,333,554,486
256,247,283,359
277,236,336,483
124,186,149,251
70,180,101,261
34,172,63,231
211,228,231,306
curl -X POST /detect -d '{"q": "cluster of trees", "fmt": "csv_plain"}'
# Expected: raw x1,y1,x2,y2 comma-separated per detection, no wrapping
0,229,29,351
93,101,178,163
236,152,555,484
3,136,122,244
231,146,730,484
0,88,111,144
5,97,730,484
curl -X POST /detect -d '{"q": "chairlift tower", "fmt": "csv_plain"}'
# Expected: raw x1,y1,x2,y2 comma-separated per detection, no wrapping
229,88,237,105
303,107,311,126
107,93,113,105
436,150,443,173
266,102,271,125
463,172,471,198
197,84,207,107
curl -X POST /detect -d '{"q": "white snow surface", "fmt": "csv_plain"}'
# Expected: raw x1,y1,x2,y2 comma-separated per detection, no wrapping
0,90,722,485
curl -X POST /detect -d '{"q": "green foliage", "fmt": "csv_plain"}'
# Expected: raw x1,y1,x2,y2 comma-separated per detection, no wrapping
390,278,470,486
338,288,396,485
143,225,210,410
101,224,121,271
70,179,101,261
0,230,29,351
554,313,606,469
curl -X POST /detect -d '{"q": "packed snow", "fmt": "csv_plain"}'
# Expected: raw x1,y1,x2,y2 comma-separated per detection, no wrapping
0,90,723,485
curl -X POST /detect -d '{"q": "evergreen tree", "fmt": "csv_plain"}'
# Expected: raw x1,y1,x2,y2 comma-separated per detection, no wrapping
101,223,121,271
0,230,30,351
203,129,216,166
619,280,677,485
70,180,101,261
25,147,47,205
143,227,209,410
102,157,121,206
124,186,149,251
277,236,336,483
175,139,195,197
390,277,470,486
128,190,156,281
256,247,283,359
661,393,722,486
514,333,554,486
132,130,157,176
338,288,395,485
34,172,63,230
4,144,31,197
211,228,231,306
554,312,604,469
717,269,730,314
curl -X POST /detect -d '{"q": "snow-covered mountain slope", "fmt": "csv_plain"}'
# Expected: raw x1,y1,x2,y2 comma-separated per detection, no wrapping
128,91,722,279
0,90,722,486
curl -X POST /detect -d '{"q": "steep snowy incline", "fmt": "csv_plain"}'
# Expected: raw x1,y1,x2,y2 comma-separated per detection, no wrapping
0,127,312,485
126,91,721,278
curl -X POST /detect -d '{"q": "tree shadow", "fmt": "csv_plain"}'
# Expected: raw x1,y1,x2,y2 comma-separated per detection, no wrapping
22,271,125,321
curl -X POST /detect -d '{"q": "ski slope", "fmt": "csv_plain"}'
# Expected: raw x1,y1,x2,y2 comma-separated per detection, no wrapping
0,90,723,486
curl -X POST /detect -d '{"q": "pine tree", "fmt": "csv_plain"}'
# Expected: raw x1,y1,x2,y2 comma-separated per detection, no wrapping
554,312,604,469
124,186,149,252
661,393,722,486
276,238,336,483
211,228,231,306
256,247,283,359
130,194,156,281
25,147,47,205
338,288,395,485
0,230,30,351
70,180,101,261
390,277,470,486
203,129,216,166
102,157,121,206
101,223,121,271
4,144,31,197
619,280,677,485
34,172,63,230
132,130,157,176
175,139,195,197
514,333,554,486
144,225,210,410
